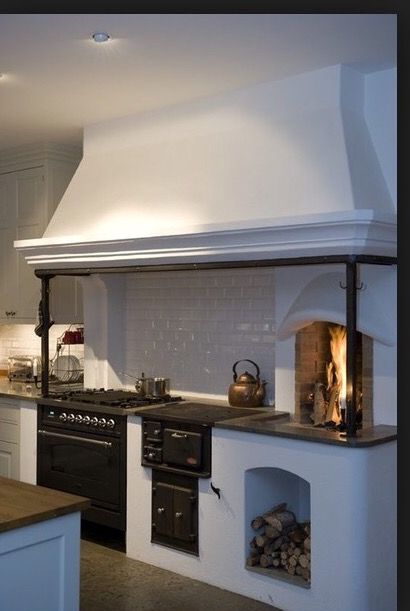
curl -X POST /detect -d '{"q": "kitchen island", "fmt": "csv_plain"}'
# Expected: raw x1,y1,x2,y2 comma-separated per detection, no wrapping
0,476,90,611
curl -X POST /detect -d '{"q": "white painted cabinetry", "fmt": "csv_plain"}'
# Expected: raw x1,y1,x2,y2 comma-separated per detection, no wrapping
0,399,20,479
0,144,83,324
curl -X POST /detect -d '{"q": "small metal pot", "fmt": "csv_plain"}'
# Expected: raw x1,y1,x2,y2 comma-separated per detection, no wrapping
135,376,154,397
152,377,170,397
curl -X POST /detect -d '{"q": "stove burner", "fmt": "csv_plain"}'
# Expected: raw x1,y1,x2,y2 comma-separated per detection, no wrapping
47,388,183,409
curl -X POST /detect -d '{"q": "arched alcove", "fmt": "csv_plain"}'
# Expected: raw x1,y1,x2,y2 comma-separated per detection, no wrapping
245,467,311,587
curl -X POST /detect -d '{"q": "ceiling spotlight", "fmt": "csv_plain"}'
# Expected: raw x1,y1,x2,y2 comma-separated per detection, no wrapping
92,32,110,43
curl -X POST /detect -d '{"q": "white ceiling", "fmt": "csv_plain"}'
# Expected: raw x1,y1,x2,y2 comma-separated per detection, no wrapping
0,13,396,152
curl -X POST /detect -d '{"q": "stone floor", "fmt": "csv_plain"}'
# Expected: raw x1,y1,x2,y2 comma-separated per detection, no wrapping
80,540,281,611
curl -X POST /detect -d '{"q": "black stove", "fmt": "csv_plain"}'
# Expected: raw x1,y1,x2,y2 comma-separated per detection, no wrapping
138,401,265,425
47,388,183,409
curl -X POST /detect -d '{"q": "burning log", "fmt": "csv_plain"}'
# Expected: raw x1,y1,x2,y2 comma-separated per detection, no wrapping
310,381,327,426
325,384,340,424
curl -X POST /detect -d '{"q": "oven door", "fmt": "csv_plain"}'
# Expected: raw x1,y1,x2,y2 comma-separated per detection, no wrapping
163,428,203,470
37,427,121,509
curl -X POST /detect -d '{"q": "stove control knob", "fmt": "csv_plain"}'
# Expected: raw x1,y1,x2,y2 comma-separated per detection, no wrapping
148,452,155,460
83,416,91,425
75,414,83,423
98,418,107,428
67,413,75,423
91,417,99,427
106,418,115,430
59,412,67,422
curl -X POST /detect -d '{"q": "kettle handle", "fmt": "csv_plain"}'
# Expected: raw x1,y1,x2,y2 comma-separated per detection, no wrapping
232,359,260,382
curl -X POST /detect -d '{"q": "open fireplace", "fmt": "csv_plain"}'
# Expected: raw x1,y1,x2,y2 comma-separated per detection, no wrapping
294,322,373,430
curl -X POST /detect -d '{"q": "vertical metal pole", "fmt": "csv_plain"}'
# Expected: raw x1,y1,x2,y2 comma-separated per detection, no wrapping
41,276,51,397
345,260,358,437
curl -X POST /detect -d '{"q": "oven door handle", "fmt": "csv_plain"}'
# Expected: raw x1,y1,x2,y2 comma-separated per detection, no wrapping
38,429,112,449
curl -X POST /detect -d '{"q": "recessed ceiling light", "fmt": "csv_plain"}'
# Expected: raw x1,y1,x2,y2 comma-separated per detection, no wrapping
92,32,110,43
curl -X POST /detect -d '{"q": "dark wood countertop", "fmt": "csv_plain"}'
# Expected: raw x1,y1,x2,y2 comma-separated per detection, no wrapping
0,477,90,534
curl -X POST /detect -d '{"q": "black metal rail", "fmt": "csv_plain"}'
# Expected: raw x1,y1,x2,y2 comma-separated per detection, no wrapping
36,253,397,437
34,254,396,278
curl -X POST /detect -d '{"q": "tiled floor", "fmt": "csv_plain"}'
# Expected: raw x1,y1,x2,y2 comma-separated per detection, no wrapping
80,540,281,611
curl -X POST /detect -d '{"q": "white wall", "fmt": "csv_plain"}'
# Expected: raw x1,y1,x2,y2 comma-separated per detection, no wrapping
364,67,397,208
44,64,395,243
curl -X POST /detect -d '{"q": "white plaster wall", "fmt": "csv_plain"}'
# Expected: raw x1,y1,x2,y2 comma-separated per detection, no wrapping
44,64,394,243
127,418,396,611
364,68,397,208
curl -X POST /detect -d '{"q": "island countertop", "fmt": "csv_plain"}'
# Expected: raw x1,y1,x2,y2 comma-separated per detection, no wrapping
0,476,90,534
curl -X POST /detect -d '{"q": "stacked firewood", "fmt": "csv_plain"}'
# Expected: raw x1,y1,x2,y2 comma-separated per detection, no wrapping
246,502,311,583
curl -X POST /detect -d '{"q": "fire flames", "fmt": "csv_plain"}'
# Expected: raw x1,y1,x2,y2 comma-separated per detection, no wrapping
326,325,347,425
309,323,348,427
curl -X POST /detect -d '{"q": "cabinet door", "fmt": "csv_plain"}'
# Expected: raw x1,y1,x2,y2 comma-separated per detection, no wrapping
0,174,18,317
0,167,45,321
50,276,83,324
173,484,196,542
152,482,174,537
0,441,19,479
14,167,45,319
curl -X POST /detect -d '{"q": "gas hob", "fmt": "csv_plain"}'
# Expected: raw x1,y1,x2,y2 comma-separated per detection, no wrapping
46,388,183,409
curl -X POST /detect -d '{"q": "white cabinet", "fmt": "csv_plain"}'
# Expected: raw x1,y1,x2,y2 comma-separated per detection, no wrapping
0,399,20,479
0,167,46,321
0,144,83,324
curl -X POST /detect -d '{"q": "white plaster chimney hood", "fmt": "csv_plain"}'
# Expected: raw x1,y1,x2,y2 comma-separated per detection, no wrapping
15,65,396,270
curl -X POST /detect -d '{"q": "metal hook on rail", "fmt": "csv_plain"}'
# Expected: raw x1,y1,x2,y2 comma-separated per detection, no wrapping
339,281,366,290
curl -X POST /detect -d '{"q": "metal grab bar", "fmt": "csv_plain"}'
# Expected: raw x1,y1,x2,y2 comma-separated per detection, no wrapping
38,429,112,449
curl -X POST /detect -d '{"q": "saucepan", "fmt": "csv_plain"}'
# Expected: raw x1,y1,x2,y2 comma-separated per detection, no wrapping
121,372,170,397
152,377,170,397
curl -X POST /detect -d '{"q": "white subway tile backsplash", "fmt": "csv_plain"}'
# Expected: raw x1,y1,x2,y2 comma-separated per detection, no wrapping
123,268,276,404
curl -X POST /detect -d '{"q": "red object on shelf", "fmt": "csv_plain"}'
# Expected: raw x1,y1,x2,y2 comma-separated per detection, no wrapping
62,329,84,344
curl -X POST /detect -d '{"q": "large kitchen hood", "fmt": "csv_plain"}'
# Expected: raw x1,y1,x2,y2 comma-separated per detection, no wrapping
15,65,396,270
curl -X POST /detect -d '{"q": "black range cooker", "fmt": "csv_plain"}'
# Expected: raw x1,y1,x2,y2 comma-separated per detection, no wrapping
37,389,183,533
139,402,266,555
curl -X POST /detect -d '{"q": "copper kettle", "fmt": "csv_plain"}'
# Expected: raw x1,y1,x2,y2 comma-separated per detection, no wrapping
228,359,266,407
